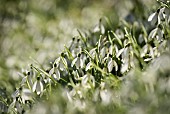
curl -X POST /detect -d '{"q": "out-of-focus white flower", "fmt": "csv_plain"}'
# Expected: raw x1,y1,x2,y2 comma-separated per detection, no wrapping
149,26,164,41
21,88,32,104
11,89,20,99
148,7,170,25
32,77,43,95
81,73,95,89
89,48,97,59
100,89,112,105
159,7,170,21
100,47,107,59
8,97,23,114
121,60,129,74
148,9,161,25
93,19,105,34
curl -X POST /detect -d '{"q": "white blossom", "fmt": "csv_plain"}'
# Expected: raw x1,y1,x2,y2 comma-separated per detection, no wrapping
148,9,161,25
32,77,43,95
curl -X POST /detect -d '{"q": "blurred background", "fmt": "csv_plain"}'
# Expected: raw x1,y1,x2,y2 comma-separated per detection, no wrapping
0,0,156,94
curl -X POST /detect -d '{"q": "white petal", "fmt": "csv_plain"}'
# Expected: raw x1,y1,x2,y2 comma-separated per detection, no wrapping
75,58,80,68
86,62,92,71
36,81,43,95
148,12,156,21
148,28,158,39
52,69,60,80
89,48,96,59
157,28,163,41
114,61,118,71
71,57,77,67
55,69,60,80
121,62,129,73
80,58,84,68
100,24,105,34
108,59,114,72
100,47,106,59
148,12,158,25
93,25,100,33
138,34,144,44
82,75,88,86
32,81,37,92
116,48,124,58
49,67,55,75
11,89,19,98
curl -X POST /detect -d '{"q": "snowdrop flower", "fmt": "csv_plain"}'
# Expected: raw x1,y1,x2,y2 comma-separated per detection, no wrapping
89,48,97,59
100,89,112,105
93,19,105,34
49,63,60,81
55,55,68,71
148,8,161,25
32,77,43,95
71,54,84,69
121,60,129,74
11,87,22,99
100,46,107,59
81,73,95,89
8,96,23,114
109,45,114,55
69,37,76,51
72,70,80,80
85,61,92,71
116,48,124,58
21,88,32,104
70,38,82,57
148,25,164,41
115,29,124,39
107,55,118,72
52,69,60,81
159,7,170,21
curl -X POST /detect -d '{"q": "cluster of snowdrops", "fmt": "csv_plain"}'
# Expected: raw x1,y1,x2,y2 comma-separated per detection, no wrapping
1,0,170,114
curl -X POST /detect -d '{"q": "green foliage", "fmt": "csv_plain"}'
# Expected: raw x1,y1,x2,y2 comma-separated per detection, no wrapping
1,0,170,114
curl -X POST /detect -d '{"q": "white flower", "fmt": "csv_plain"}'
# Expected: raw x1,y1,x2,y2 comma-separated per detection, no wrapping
109,45,114,55
148,9,161,25
32,77,43,95
49,63,60,81
8,97,23,114
107,57,118,72
81,73,95,89
85,61,92,71
55,56,67,71
100,47,107,59
72,70,80,80
89,48,97,59
71,54,84,69
52,69,60,81
148,26,164,41
100,89,112,105
116,48,124,58
21,88,32,104
121,61,129,74
11,89,20,99
159,7,170,21
93,19,105,34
